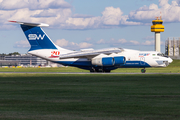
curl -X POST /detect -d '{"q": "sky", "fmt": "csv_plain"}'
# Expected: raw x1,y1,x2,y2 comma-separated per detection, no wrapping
0,0,180,54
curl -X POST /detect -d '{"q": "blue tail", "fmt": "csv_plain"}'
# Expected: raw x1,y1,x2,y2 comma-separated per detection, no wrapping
21,24,57,51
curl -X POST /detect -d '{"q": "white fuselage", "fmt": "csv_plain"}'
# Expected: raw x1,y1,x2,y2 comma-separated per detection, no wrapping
28,48,173,68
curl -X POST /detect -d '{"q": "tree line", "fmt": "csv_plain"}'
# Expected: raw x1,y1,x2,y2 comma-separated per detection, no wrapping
0,52,20,56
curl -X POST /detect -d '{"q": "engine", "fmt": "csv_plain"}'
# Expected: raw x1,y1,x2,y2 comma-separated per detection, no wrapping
114,56,126,66
91,56,126,66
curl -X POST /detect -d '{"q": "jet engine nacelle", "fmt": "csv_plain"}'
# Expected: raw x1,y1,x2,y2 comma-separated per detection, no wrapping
114,56,126,66
91,56,126,66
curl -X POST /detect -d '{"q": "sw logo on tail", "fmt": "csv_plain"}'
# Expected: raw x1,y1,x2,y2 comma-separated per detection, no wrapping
10,21,173,73
28,34,45,40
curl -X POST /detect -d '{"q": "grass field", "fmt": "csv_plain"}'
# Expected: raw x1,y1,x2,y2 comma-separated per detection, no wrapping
0,60,180,120
0,74,180,120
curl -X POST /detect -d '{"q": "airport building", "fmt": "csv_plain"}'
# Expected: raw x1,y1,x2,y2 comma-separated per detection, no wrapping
0,54,47,67
0,60,19,67
4,54,47,66
0,54,64,67
165,38,180,59
151,17,164,52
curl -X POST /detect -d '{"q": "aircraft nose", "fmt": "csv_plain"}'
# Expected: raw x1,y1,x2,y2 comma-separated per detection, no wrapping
168,57,173,64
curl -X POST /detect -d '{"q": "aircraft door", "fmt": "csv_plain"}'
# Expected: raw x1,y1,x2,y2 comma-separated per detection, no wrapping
140,57,145,65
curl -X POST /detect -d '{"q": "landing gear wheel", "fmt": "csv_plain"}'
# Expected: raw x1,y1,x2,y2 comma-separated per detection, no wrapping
103,70,111,73
95,69,101,72
90,68,101,73
141,69,146,73
90,69,95,72
90,67,96,72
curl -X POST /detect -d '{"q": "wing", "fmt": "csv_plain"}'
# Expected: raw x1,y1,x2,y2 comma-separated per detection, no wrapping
60,48,123,59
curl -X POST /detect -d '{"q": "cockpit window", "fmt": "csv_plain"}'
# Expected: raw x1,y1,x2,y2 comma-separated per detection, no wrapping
157,53,164,57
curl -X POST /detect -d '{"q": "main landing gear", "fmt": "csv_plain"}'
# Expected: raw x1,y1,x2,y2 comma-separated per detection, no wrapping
90,68,111,73
141,68,146,73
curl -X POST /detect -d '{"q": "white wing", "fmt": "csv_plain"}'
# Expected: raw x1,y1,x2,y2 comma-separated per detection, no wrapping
60,48,123,59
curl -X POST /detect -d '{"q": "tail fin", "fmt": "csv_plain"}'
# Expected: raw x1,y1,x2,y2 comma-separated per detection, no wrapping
10,21,57,51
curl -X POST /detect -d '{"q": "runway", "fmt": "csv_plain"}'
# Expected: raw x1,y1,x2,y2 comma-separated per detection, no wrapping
0,72,180,74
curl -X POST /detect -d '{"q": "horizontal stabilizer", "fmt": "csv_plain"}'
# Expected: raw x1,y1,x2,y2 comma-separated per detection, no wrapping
9,20,49,27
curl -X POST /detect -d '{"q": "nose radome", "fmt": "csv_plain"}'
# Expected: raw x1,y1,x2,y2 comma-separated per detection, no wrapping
168,58,173,64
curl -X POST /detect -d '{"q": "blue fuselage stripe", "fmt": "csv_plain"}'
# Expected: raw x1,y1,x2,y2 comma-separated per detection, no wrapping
54,60,151,70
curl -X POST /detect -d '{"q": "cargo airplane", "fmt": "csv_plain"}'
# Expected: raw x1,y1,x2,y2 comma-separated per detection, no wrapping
10,21,173,73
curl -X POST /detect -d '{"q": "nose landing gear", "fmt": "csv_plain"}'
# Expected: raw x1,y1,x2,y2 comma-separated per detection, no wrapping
141,68,146,73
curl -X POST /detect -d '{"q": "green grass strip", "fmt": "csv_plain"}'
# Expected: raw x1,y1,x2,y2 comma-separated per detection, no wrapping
0,74,180,120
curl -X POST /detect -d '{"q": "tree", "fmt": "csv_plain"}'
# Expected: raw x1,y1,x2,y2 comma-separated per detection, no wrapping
8,52,20,56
